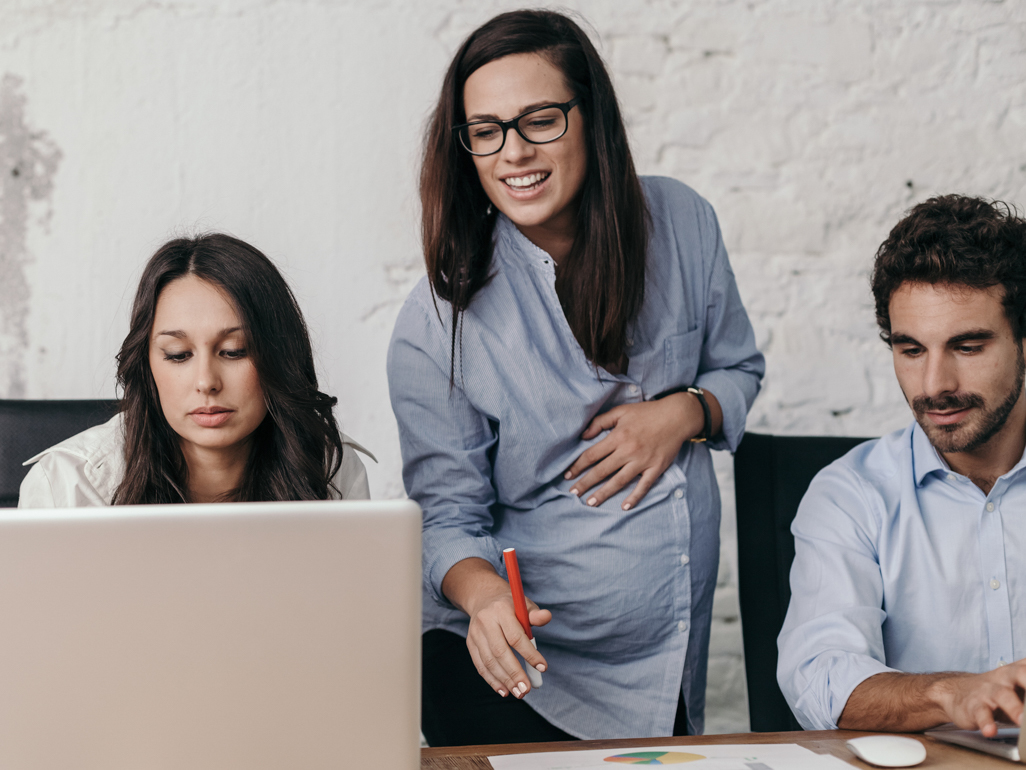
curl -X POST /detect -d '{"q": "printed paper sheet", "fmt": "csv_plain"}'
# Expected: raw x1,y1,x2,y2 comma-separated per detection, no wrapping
488,743,853,769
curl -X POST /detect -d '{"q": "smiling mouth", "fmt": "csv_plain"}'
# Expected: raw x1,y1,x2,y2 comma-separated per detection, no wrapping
503,172,550,191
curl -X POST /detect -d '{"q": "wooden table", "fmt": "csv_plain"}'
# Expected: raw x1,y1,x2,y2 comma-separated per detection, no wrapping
422,729,1017,768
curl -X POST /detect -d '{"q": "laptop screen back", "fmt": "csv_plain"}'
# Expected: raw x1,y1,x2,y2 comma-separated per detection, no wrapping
0,500,421,770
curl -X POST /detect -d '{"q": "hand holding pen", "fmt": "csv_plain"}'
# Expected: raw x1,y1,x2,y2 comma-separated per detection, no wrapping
441,554,550,699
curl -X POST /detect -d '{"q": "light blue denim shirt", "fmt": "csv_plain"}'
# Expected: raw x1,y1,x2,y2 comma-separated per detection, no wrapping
387,177,764,739
778,421,1026,730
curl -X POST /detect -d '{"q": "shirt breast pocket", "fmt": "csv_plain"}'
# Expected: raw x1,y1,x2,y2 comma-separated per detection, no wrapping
661,328,703,390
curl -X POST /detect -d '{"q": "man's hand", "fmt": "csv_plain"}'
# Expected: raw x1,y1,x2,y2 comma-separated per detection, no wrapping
929,662,1026,736
839,661,1026,734
563,390,722,511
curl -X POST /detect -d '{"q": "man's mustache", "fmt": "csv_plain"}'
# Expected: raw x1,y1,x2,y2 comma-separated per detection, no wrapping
911,392,985,413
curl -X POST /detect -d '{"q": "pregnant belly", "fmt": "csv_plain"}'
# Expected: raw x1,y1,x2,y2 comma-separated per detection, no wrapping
517,536,683,659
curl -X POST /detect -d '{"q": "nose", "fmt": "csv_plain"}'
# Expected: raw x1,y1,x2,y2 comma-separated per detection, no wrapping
921,350,959,400
500,127,535,163
195,353,222,395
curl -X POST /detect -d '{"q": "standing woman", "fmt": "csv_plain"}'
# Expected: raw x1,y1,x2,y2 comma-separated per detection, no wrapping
388,10,763,745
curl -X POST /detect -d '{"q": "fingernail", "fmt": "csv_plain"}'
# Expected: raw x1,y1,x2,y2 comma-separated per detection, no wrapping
569,488,579,497
587,497,597,506
564,471,572,479
536,664,546,672
622,502,631,511
498,689,507,697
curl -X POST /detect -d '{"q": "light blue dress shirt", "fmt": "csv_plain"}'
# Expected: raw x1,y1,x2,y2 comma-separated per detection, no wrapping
387,177,764,739
778,421,1026,730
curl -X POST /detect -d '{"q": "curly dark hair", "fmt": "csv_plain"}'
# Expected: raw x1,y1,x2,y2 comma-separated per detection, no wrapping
871,194,1026,345
113,234,345,504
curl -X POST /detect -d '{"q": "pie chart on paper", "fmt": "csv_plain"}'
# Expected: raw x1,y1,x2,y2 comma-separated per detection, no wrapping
604,751,706,764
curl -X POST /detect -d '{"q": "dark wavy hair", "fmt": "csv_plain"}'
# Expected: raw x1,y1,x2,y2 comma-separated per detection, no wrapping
112,234,345,504
872,194,1026,345
420,9,649,375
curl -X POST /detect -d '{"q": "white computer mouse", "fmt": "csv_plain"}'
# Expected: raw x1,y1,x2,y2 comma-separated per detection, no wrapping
845,735,927,767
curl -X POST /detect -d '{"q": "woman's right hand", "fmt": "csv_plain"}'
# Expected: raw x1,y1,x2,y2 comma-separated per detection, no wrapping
442,557,551,698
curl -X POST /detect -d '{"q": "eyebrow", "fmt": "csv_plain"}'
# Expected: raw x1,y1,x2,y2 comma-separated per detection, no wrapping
947,329,996,345
154,326,243,341
889,329,996,347
466,100,562,122
889,333,920,346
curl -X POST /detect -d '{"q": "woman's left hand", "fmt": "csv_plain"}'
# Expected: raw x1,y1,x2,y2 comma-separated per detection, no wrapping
564,390,721,510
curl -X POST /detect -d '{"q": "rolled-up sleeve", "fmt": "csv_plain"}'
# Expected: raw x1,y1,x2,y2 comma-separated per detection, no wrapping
387,295,504,608
691,199,765,452
777,464,896,730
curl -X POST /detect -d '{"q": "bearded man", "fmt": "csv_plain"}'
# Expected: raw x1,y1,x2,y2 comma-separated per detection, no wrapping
777,194,1026,734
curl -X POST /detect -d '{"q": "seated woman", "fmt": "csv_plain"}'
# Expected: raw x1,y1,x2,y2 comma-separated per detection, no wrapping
19,233,371,507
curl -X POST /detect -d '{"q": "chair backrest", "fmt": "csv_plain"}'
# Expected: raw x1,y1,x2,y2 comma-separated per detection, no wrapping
0,399,121,507
734,432,872,732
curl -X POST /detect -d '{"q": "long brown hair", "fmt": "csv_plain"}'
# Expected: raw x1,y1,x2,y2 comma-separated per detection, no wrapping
420,9,649,374
113,234,345,504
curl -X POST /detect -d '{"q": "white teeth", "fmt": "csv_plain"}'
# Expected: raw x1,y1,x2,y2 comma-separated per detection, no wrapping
504,172,548,189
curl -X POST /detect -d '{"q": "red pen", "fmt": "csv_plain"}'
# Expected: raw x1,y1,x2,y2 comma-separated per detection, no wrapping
503,547,544,689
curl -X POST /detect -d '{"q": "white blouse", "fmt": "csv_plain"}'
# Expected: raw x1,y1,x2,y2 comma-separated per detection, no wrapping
18,413,374,508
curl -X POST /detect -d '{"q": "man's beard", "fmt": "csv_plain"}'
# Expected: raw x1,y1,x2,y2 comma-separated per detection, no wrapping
911,346,1026,454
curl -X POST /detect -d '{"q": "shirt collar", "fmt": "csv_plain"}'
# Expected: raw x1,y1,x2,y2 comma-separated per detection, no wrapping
911,420,950,487
495,213,556,266
911,418,1026,487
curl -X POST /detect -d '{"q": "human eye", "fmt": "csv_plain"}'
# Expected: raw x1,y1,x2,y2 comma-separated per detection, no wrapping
470,124,499,139
220,347,248,360
525,116,557,129
897,345,923,358
163,350,191,363
957,344,984,355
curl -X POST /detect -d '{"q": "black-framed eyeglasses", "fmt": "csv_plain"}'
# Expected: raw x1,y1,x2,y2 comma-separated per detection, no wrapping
453,97,583,156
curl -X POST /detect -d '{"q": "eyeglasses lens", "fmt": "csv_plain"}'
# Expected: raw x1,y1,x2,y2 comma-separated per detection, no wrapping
517,107,566,143
461,107,567,155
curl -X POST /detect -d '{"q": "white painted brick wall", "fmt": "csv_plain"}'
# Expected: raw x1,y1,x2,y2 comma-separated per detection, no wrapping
2,0,1024,736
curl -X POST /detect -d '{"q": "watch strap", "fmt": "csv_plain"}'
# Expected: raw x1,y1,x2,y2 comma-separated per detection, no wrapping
653,385,712,442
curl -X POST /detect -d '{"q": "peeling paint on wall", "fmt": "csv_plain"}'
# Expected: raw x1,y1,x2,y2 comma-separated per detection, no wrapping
0,73,61,398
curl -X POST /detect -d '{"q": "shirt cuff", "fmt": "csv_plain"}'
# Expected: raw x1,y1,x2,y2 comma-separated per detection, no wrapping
424,533,506,609
693,369,748,452
791,654,897,730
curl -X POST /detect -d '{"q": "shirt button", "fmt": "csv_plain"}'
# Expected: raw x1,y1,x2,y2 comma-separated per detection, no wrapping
674,489,684,499
678,620,688,633
627,337,634,346
986,502,995,512
680,554,690,566
991,579,1001,590
628,384,639,396
946,474,956,482
999,659,1008,666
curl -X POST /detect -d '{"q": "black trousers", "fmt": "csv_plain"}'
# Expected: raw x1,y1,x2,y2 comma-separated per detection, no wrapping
421,629,689,747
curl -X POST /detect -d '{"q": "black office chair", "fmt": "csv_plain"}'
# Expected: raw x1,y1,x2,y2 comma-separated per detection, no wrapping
0,399,121,507
734,432,873,732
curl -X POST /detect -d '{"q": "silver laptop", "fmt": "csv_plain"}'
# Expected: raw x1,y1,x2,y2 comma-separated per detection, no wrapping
926,723,1025,762
0,499,421,770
